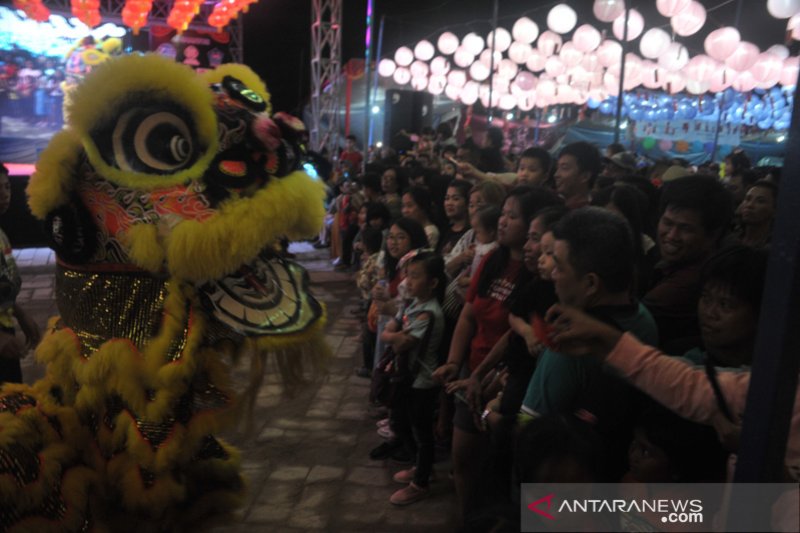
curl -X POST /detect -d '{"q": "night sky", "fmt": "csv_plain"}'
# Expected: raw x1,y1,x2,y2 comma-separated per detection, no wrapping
243,0,795,115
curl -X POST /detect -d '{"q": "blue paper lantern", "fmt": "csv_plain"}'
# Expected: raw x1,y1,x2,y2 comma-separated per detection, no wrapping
587,97,601,109
757,117,774,129
599,100,615,114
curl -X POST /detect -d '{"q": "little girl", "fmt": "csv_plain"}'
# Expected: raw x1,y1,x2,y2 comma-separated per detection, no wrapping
456,206,500,292
380,251,445,506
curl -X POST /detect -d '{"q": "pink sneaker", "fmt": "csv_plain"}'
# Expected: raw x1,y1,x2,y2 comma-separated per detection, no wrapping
392,467,416,484
376,417,390,428
377,425,395,440
389,482,429,506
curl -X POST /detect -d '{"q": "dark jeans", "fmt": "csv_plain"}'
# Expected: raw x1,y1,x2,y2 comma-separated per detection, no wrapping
340,223,359,266
394,385,438,487
362,317,376,371
0,326,22,384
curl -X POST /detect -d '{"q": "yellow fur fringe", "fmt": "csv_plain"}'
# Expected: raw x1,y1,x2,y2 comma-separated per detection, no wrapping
199,63,272,116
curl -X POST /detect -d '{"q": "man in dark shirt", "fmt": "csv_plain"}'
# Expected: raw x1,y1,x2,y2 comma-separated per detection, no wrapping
643,175,733,350
554,142,602,210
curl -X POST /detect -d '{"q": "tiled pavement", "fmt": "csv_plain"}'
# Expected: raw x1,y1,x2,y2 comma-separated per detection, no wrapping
13,244,458,532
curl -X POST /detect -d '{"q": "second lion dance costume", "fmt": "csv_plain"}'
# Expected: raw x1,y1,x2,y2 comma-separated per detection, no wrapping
0,54,329,531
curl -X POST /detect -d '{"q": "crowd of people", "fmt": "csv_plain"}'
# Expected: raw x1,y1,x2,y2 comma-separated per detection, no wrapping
312,125,794,530
0,48,66,131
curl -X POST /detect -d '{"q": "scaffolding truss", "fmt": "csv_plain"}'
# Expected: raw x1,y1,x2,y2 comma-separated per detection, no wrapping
39,0,243,62
309,0,341,155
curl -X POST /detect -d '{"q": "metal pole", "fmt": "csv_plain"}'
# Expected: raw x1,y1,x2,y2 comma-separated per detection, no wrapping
487,0,499,122
613,6,630,144
726,64,800,527
368,15,385,153
710,90,726,162
362,0,374,171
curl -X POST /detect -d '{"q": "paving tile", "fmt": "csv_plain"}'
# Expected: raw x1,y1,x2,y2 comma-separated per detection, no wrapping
306,465,344,483
268,466,310,482
347,466,388,487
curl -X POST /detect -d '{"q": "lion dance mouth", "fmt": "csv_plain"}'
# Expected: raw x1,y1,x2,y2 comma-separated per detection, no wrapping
1,54,328,531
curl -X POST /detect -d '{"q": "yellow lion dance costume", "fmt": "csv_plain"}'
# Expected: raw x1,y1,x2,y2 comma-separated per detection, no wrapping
0,54,328,531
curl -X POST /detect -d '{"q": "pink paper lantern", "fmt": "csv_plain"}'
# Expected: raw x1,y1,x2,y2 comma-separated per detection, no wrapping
658,139,674,151
656,0,691,17
512,16,539,44
725,41,760,72
788,14,800,40
526,49,547,72
453,46,474,68
732,70,757,92
573,24,602,53
537,31,563,57
461,81,479,105
430,56,451,75
447,69,466,88
515,71,537,91
410,60,429,78
469,62,490,81
428,75,447,95
414,40,435,61
479,49,503,68
411,76,428,91
499,93,517,111
639,28,671,59
685,54,718,83
613,9,644,41
751,53,784,85
462,32,485,56
704,27,740,62
508,41,532,64
593,0,625,23
662,71,687,94
437,32,459,55
537,79,557,98
393,67,411,85
581,53,601,72
781,56,800,86
708,67,735,92
603,72,620,95
670,1,706,37
445,84,461,101
517,91,536,111
378,59,396,77
486,27,512,53
559,42,584,68
394,46,414,67
547,3,578,34
597,40,623,68
768,44,790,60
658,42,689,71
545,56,566,77
641,61,666,89
686,79,710,94
498,59,519,80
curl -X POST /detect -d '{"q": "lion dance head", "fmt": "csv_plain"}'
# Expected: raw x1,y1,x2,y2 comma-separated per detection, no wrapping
0,54,328,531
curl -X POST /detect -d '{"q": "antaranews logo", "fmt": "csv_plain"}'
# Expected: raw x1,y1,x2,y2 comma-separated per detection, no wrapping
526,494,704,524
527,494,556,520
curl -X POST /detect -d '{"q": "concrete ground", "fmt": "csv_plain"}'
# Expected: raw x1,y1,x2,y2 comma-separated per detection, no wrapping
13,244,458,532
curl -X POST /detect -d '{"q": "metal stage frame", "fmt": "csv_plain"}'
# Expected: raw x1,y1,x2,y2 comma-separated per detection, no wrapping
310,0,341,155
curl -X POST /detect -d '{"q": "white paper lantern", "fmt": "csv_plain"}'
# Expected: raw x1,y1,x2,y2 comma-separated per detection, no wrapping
430,56,451,75
428,75,447,95
560,42,584,67
547,4,578,34
469,61,490,81
447,69,467,88
593,0,625,23
512,16,539,44
394,46,414,67
492,77,510,93
462,32,485,55
545,56,566,77
499,93,517,110
479,49,503,68
461,81,479,105
537,31,563,56
671,1,706,37
685,54,718,83
768,44,791,59
581,53,601,72
781,56,800,86
751,52,784,85
732,70,757,92
453,46,474,68
517,91,536,111
767,0,800,18
789,14,800,40
597,40,623,68
725,41,760,71
414,40,435,61
686,79,710,94
437,32,460,55
411,76,428,91
486,27,512,52
572,24,602,53
515,71,537,91
508,41,533,64
378,58,396,77
656,0,691,17
410,60,429,78
498,59,519,79
658,42,689,71
526,49,548,72
537,79,557,98
703,27,740,62
662,71,687,94
393,67,411,85
640,28,672,59
445,84,461,101
613,9,644,41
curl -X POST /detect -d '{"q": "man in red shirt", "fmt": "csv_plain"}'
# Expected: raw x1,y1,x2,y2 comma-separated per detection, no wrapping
339,134,363,172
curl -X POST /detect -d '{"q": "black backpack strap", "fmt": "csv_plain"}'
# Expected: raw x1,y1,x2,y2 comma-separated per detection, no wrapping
704,358,735,422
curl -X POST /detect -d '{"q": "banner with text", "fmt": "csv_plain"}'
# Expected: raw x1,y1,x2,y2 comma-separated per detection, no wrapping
633,120,741,146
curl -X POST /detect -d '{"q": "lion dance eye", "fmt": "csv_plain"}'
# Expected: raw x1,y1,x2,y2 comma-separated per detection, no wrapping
90,103,201,176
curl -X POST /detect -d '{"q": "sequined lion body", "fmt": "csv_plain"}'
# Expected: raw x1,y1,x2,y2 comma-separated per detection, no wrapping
0,54,328,531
